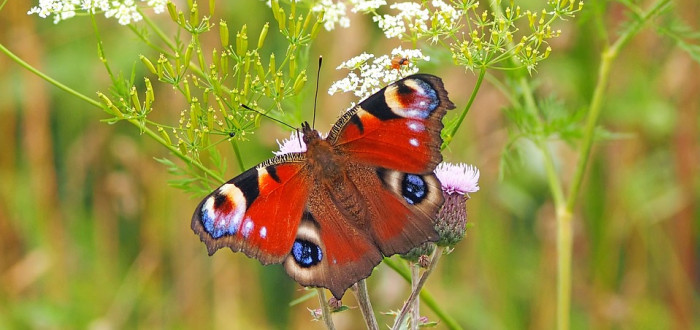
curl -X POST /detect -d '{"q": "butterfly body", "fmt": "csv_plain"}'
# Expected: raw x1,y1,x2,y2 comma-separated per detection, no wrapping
192,74,455,298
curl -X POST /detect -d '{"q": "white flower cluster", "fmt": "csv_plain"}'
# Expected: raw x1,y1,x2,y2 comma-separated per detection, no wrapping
27,0,167,25
430,1,460,27
312,0,350,31
328,47,429,100
373,2,428,38
372,0,461,39
349,0,386,13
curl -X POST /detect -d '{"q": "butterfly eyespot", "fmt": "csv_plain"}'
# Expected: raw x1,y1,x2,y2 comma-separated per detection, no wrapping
383,79,440,119
402,174,427,205
291,239,323,267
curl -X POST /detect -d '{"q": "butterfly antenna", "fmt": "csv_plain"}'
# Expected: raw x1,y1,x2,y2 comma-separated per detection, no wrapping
240,104,296,130
312,56,323,129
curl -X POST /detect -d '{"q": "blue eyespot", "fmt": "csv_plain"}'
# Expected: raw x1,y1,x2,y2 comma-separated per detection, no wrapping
402,174,427,205
292,239,323,267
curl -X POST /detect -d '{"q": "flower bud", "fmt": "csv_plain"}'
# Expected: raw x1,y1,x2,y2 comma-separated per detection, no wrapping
140,55,157,75
257,22,269,49
400,242,435,264
219,21,229,48
435,192,468,247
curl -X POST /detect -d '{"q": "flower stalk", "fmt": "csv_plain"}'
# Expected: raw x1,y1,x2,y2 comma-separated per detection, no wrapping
353,279,379,330
392,247,444,329
316,289,336,330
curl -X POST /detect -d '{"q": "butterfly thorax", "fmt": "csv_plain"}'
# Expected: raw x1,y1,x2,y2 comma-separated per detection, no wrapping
301,122,368,225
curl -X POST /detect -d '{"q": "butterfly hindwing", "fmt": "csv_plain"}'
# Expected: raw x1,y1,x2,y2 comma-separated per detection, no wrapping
283,207,383,299
280,163,444,299
191,154,310,263
360,167,444,255
328,74,455,174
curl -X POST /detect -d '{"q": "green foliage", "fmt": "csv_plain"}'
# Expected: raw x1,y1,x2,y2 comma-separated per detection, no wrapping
98,0,321,182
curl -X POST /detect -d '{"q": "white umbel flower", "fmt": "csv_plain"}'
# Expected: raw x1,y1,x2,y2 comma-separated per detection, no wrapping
312,0,351,31
329,47,430,100
28,0,165,25
349,0,386,13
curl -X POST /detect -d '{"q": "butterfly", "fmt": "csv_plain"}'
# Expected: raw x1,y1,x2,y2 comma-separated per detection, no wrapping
191,74,455,299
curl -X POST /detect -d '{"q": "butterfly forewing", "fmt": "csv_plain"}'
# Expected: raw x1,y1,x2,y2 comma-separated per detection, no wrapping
191,156,310,263
329,74,455,174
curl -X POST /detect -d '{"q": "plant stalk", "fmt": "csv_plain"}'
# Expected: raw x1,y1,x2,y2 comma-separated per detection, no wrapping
0,43,224,183
316,289,336,330
410,264,420,330
353,279,379,330
383,257,462,329
392,247,443,329
442,67,486,150
557,2,669,330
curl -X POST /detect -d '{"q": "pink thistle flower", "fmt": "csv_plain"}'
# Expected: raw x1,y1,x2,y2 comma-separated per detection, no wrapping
272,131,306,156
434,162,480,196
433,162,480,247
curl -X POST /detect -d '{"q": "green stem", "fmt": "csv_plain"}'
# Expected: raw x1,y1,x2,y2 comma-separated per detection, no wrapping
565,0,670,212
0,42,224,184
230,139,246,172
410,264,420,330
442,67,486,150
556,2,669,330
383,258,461,330
516,77,567,207
556,206,573,330
140,12,178,52
316,289,336,330
353,279,379,330
0,43,102,109
391,248,453,330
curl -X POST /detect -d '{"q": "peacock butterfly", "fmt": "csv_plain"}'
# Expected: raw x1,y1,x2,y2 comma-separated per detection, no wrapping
191,74,455,299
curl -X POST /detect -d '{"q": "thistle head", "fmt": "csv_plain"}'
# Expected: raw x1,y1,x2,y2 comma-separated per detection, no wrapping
433,162,480,247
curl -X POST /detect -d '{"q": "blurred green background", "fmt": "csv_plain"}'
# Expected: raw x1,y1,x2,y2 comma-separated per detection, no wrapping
1,0,698,329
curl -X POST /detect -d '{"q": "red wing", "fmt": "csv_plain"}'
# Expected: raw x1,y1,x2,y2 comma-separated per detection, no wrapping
353,166,443,256
191,155,310,264
328,74,455,174
281,165,444,299
283,201,383,300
